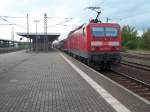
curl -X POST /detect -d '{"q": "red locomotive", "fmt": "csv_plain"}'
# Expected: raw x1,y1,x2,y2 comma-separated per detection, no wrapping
59,7,122,69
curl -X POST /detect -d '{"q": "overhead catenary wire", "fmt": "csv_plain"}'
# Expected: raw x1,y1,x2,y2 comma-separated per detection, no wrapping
0,24,14,25
0,15,75,30
99,0,107,5
47,18,73,28
0,16,27,29
62,24,79,27
47,16,73,20
0,16,26,18
106,11,150,22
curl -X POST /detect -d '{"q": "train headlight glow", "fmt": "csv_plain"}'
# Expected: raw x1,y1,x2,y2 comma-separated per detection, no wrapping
91,41,103,46
108,42,119,46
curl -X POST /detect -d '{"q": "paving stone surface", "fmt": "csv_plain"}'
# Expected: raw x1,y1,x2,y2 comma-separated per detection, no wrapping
0,51,116,112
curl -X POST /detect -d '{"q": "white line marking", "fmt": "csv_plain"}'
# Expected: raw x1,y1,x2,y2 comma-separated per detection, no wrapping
60,53,131,112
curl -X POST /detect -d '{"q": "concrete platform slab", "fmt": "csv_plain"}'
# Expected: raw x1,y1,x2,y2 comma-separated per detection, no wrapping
0,51,117,112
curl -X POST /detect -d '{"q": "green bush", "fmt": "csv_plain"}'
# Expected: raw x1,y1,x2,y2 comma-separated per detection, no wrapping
122,25,138,50
137,38,145,49
142,29,150,49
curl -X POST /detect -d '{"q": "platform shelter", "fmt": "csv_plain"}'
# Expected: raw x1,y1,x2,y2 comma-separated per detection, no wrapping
17,32,60,52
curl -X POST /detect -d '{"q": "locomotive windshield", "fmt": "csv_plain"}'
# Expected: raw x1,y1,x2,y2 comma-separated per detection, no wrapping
91,26,118,37
105,27,118,37
91,27,105,36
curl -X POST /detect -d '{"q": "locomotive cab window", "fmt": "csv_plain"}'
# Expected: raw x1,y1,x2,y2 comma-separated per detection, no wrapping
91,27,105,37
105,27,118,37
91,26,118,37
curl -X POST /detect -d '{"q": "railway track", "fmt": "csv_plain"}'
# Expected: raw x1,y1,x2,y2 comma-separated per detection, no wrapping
103,70,150,101
121,60,150,72
103,60,150,101
121,52,150,60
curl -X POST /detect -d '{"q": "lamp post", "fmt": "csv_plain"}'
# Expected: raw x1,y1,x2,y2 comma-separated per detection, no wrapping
34,20,39,52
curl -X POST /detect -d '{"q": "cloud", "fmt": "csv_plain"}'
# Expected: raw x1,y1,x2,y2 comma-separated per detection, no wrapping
0,0,150,40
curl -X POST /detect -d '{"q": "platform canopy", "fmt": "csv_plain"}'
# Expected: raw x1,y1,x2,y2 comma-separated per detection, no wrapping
17,32,60,41
17,32,60,51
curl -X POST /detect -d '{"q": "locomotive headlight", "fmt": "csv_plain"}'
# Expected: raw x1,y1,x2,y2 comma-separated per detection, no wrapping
91,41,103,46
108,42,119,46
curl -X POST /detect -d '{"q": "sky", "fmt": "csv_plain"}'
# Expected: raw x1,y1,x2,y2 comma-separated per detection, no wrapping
0,0,150,41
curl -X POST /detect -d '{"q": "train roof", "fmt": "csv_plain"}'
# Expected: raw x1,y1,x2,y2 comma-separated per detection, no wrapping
87,22,120,27
68,24,85,35
68,22,120,36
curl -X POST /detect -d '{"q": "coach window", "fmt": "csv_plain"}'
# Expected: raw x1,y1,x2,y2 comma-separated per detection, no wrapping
105,27,118,37
91,27,105,37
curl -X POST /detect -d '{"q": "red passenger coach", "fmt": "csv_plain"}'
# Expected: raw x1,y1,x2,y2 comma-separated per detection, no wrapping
64,21,122,69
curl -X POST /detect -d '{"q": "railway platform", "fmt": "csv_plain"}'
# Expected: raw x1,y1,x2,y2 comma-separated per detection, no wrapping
0,50,149,112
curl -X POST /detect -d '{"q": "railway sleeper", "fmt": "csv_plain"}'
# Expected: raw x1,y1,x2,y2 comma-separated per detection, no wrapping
132,88,150,93
138,92,150,96
128,86,146,90
122,82,137,86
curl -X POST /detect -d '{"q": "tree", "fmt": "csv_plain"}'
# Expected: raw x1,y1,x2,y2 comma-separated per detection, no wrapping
121,25,138,49
142,29,150,49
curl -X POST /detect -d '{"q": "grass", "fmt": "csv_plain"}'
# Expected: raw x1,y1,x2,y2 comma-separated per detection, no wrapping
126,49,150,55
